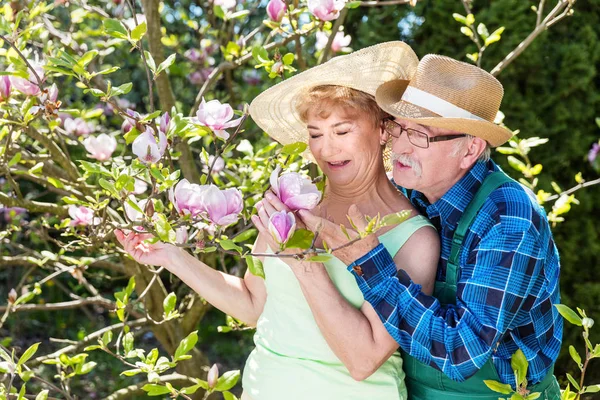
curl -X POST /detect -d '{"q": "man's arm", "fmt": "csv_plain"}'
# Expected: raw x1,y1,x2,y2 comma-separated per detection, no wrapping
348,224,546,383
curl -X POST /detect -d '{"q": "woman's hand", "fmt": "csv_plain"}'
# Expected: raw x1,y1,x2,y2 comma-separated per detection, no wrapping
114,229,180,267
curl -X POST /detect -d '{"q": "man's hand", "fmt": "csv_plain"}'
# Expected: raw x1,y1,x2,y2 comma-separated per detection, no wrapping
298,205,381,265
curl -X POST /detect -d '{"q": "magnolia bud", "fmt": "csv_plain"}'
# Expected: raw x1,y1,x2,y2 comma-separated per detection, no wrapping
207,364,219,389
582,317,594,329
8,288,17,304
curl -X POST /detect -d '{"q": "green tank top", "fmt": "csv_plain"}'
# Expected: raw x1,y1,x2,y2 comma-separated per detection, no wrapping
242,215,432,400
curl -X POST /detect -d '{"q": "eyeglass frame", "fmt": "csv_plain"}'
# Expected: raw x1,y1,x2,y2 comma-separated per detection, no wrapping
382,117,468,149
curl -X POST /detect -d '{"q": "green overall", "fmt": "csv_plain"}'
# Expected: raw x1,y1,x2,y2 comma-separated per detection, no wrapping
402,172,561,399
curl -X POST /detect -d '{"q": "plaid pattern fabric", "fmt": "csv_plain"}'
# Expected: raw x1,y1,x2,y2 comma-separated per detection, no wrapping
349,160,562,386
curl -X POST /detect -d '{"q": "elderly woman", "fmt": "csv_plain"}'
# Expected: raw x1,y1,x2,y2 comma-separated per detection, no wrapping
115,42,439,400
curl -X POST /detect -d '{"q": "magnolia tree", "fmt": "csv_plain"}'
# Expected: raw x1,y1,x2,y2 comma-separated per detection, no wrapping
0,0,597,399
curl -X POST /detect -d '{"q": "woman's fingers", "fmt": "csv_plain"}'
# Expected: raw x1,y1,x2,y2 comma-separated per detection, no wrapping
265,192,288,212
261,196,278,216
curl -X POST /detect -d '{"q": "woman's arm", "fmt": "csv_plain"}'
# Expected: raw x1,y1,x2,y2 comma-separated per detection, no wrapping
290,225,438,381
115,230,267,326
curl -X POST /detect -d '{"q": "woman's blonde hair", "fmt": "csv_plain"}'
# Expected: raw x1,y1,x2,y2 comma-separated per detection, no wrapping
295,85,389,128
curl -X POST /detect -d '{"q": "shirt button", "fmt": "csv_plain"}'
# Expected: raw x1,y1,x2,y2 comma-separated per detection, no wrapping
353,266,364,276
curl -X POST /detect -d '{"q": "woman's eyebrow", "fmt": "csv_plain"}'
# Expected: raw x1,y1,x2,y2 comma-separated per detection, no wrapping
307,120,353,130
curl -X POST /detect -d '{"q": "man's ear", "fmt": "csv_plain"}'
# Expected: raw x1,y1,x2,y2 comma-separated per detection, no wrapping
460,137,487,169
379,124,389,146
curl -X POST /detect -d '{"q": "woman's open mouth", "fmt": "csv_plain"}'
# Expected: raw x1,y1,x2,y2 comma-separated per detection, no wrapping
327,160,350,169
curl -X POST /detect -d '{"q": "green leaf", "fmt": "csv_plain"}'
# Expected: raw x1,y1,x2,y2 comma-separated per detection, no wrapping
232,229,257,243
510,349,528,387
220,239,243,254
123,332,134,354
477,23,489,40
8,152,21,167
466,13,475,25
180,383,204,394
307,254,333,262
20,369,35,382
94,66,120,76
214,5,225,19
555,304,583,326
281,142,307,155
28,162,44,176
245,256,265,279
121,368,143,376
285,229,314,249
507,156,527,173
83,345,102,351
142,384,172,396
78,50,98,68
155,54,176,77
76,361,96,375
124,127,141,145
380,210,411,227
525,393,541,400
569,345,582,369
174,331,198,361
111,82,133,96
145,51,156,73
215,370,240,391
103,19,129,40
223,392,239,400
131,21,147,41
483,380,513,394
252,46,270,64
485,26,505,46
99,178,118,196
566,373,580,391
282,53,295,65
163,292,177,315
35,390,49,400
155,213,176,242
17,343,40,367
460,26,474,38
584,385,600,393
346,1,361,8
230,10,250,19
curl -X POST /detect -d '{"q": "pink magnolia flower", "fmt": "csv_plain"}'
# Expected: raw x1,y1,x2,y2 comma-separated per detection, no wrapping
10,63,45,96
188,68,214,85
169,179,206,216
206,155,225,173
64,118,93,136
0,76,11,101
242,70,261,86
132,127,167,164
184,48,204,63
270,166,322,210
195,98,242,140
589,143,600,164
268,210,296,245
123,195,149,224
266,0,286,22
69,205,101,226
159,112,170,135
83,134,118,161
307,0,345,21
39,83,59,103
315,30,352,53
207,364,219,390
199,185,243,227
175,226,188,244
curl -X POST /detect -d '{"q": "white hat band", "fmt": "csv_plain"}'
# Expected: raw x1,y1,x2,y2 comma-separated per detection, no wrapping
401,86,486,122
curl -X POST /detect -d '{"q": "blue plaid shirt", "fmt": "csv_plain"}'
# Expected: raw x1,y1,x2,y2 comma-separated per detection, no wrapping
349,160,562,387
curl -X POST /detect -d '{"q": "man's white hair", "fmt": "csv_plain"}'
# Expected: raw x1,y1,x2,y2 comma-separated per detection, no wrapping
450,134,491,162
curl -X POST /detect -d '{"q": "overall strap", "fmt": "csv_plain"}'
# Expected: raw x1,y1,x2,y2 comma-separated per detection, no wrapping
445,171,514,288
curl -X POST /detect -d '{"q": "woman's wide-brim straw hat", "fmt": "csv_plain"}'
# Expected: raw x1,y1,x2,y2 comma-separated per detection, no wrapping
249,41,419,168
376,54,512,147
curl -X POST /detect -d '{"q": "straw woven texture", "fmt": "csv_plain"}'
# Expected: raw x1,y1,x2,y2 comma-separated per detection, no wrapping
249,41,419,168
376,54,512,147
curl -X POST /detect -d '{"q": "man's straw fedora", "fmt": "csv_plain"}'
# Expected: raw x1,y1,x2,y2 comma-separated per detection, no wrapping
375,54,512,147
249,41,419,166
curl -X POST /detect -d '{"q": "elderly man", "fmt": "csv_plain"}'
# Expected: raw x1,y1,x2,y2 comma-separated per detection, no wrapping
295,55,562,399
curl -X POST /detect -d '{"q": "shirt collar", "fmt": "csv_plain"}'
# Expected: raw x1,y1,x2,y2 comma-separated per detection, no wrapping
410,160,499,229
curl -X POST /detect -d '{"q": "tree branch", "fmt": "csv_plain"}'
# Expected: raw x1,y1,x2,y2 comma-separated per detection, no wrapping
490,0,576,76
0,191,68,216
318,8,348,64
105,373,198,400
0,296,116,313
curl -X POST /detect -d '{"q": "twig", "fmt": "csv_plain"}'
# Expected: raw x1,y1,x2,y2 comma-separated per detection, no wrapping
317,7,348,64
359,0,412,6
0,34,43,86
207,114,248,181
105,373,198,400
536,0,546,27
126,0,156,113
546,178,600,202
0,296,116,313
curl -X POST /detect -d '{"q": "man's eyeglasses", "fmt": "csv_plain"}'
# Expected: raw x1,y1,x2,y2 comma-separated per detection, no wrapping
382,118,467,149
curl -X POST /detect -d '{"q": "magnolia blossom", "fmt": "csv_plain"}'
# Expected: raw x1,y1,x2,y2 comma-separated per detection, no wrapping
123,195,149,224
132,178,148,195
242,70,261,86
268,211,296,245
0,76,11,100
132,127,167,164
270,166,322,210
589,143,600,164
184,48,204,63
214,0,236,10
266,0,286,22
83,134,117,161
170,180,243,227
159,112,170,135
39,83,59,103
307,0,345,21
10,63,45,96
315,30,352,53
204,155,225,173
175,226,189,244
170,179,206,216
200,186,243,226
69,205,101,226
195,98,242,140
207,364,219,390
188,68,214,85
64,117,93,136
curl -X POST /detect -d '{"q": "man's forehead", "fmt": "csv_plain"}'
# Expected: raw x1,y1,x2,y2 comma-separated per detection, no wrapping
394,118,462,136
